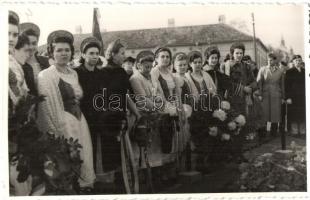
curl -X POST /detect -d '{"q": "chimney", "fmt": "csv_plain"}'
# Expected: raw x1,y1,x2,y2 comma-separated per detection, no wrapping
218,15,226,24
75,25,83,34
168,18,175,28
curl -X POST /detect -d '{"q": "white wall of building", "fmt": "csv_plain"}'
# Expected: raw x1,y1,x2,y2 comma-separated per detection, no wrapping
125,41,268,67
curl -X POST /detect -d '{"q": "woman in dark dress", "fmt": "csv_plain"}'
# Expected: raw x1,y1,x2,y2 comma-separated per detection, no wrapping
20,22,50,96
173,52,192,106
96,39,141,193
203,46,232,99
75,36,103,173
223,42,258,162
185,51,217,111
150,46,187,182
172,52,192,171
223,42,257,115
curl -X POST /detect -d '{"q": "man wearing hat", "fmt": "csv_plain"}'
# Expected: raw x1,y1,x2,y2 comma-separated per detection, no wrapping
20,22,49,96
284,55,306,137
75,36,103,171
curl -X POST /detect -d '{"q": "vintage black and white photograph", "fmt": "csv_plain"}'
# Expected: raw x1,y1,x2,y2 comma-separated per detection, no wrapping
5,2,307,197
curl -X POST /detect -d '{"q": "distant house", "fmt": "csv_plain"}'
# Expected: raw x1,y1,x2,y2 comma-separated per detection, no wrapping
39,23,269,67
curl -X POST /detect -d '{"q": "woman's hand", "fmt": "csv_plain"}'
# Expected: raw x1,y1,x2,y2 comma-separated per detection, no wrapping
135,112,142,123
243,86,252,94
286,98,292,104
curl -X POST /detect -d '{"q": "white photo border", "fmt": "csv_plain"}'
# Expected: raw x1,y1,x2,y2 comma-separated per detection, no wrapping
0,1,309,199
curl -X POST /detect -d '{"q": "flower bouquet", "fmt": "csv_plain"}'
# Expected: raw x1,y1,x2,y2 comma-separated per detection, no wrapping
189,100,247,172
9,94,83,195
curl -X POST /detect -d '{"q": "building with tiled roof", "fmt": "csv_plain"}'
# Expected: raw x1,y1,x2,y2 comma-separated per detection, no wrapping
39,23,268,67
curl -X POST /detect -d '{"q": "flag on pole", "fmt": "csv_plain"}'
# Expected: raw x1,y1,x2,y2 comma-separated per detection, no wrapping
92,8,104,56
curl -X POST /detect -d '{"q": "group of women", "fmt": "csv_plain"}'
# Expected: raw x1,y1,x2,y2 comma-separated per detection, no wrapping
8,10,306,195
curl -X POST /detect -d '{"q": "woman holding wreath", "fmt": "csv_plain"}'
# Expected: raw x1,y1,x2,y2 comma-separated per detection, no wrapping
37,30,95,190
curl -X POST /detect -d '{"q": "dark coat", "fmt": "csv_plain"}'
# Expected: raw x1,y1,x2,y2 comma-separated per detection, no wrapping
204,67,232,99
285,67,305,122
75,64,102,127
22,54,49,96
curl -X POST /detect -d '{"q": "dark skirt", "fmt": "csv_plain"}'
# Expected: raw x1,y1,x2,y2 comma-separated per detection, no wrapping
97,111,127,171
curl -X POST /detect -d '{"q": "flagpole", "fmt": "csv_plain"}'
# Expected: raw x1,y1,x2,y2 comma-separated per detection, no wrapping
93,8,104,56
251,13,257,63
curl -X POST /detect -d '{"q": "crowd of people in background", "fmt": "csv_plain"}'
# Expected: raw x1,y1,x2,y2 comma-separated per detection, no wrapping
8,10,306,195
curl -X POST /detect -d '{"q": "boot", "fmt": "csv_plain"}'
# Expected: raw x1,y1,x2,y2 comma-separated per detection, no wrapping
270,123,278,137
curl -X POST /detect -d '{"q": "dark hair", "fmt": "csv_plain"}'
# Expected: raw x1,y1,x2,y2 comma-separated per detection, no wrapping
79,44,101,65
23,29,39,39
291,54,302,62
267,52,277,60
105,40,124,63
173,52,187,64
224,54,230,62
154,47,172,66
9,15,18,26
242,55,252,61
82,43,101,54
230,42,245,55
204,46,220,65
188,51,202,63
47,37,74,60
172,52,187,73
15,33,30,50
79,56,102,66
280,61,287,66
136,50,154,68
123,56,136,64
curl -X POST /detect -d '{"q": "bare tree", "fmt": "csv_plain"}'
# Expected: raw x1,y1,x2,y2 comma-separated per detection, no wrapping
229,18,250,34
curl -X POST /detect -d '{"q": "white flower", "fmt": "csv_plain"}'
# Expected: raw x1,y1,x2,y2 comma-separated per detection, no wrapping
254,161,263,167
212,109,227,121
287,166,295,171
209,126,218,137
221,101,231,110
234,114,246,127
221,133,230,141
261,153,273,158
164,103,177,116
44,161,55,177
228,121,237,131
246,132,256,140
183,104,192,118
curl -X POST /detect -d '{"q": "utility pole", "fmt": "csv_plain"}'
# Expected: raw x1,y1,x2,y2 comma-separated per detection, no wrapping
25,9,32,22
251,13,257,63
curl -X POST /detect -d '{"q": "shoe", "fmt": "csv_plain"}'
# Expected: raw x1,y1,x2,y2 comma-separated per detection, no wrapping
237,156,249,164
298,134,306,139
79,187,94,194
291,134,300,138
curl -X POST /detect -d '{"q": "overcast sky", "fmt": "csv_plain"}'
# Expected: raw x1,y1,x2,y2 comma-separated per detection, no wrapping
11,3,305,57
